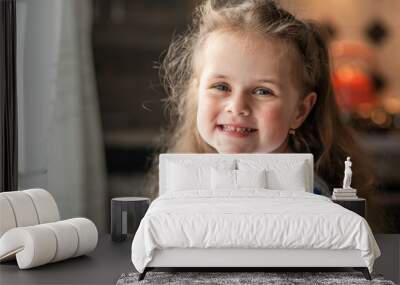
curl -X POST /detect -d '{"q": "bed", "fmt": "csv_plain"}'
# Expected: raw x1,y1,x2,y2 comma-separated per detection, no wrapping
131,153,381,281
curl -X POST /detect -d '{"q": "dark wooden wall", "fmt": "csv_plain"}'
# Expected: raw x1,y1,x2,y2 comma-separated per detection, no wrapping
93,0,194,133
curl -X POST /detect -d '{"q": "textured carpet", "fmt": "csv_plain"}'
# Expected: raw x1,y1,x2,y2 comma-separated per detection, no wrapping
116,271,396,285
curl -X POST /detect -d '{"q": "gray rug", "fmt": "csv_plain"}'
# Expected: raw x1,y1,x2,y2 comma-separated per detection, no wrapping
116,271,396,285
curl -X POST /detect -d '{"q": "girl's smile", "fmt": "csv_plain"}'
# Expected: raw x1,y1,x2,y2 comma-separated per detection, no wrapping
217,124,258,138
195,31,316,154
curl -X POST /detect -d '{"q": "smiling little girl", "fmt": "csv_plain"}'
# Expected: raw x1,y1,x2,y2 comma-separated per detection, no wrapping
146,0,381,230
195,30,316,154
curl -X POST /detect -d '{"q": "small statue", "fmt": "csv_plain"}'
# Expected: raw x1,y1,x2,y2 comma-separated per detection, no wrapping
342,157,353,189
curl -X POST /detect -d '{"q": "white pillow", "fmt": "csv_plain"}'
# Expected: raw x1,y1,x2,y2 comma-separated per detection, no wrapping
167,163,209,191
167,160,235,192
238,159,308,191
211,169,267,190
267,161,307,191
236,169,267,189
211,168,236,190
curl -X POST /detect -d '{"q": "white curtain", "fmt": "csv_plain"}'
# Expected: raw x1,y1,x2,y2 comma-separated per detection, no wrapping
17,0,107,232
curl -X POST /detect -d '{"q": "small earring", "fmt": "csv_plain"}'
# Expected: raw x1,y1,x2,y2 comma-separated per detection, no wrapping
288,128,296,135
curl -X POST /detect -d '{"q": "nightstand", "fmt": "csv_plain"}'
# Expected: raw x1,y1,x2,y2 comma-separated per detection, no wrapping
111,197,150,241
331,198,366,218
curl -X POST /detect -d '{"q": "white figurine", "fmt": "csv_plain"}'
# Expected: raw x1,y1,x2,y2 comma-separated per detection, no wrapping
342,157,353,189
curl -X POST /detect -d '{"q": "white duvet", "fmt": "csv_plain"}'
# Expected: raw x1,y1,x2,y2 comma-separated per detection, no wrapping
131,190,380,273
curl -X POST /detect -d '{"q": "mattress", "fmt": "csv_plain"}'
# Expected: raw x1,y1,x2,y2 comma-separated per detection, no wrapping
131,190,380,273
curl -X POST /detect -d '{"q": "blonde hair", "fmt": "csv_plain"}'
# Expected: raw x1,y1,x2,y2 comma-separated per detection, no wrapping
145,0,383,231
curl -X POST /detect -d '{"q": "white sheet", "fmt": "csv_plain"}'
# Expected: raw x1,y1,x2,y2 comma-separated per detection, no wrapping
131,190,380,273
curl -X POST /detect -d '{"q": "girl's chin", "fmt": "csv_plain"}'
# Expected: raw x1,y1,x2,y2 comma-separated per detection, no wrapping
213,141,288,154
215,144,252,154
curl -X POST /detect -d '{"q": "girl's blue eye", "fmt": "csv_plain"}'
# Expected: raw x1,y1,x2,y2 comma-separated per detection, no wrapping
254,88,274,96
213,84,230,92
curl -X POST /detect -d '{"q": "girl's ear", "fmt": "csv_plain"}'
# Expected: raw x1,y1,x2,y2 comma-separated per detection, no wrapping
290,92,317,129
191,78,200,91
193,78,199,88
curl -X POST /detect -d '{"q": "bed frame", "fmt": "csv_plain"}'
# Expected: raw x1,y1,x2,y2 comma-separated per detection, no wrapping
139,248,371,280
138,154,372,281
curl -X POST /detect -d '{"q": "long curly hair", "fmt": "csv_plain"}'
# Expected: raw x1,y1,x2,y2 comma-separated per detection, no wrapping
144,0,383,231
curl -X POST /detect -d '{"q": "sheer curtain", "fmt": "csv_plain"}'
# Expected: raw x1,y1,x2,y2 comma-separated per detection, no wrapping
17,0,107,232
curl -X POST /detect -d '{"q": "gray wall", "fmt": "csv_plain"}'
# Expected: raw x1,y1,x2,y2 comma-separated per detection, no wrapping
16,0,107,231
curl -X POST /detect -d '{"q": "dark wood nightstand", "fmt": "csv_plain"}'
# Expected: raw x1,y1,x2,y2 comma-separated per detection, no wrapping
331,198,366,218
111,197,150,242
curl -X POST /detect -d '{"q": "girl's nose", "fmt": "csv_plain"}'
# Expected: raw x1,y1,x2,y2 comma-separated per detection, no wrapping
225,94,251,116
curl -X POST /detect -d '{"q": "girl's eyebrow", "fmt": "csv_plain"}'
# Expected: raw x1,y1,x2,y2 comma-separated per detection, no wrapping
207,73,281,89
256,78,281,87
208,73,280,84
208,73,228,79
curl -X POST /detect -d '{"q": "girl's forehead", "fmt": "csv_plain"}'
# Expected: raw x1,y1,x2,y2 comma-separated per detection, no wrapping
196,30,300,81
206,30,290,55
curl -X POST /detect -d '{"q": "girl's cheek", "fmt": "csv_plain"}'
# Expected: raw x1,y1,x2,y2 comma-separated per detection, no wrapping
259,103,290,128
197,94,218,126
198,92,220,113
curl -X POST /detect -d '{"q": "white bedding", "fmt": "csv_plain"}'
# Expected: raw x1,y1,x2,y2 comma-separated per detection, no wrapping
131,190,380,273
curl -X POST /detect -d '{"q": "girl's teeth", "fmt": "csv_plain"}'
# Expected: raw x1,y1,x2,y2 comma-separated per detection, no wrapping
222,125,253,133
